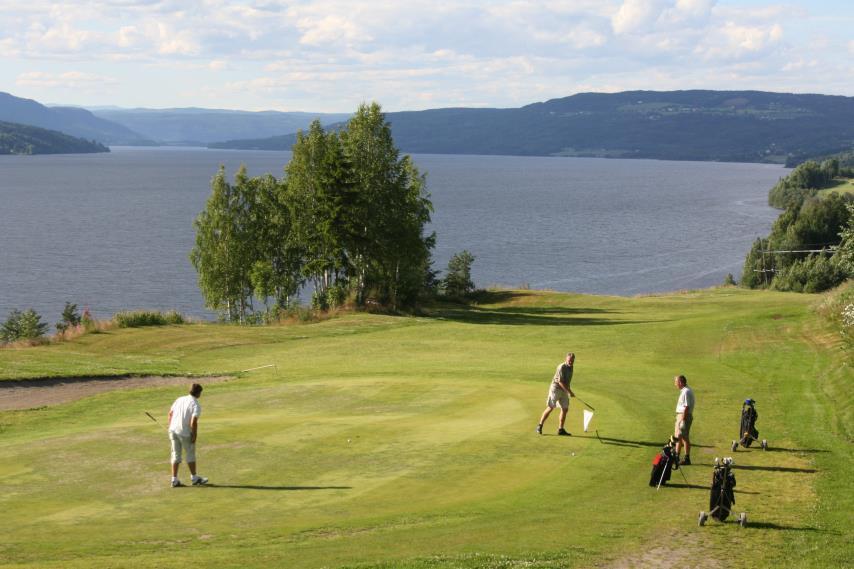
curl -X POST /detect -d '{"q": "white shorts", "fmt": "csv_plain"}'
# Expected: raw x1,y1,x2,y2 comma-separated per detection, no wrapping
546,384,570,410
169,431,196,464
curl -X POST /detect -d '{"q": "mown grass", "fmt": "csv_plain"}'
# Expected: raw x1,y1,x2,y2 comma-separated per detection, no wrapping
0,288,850,568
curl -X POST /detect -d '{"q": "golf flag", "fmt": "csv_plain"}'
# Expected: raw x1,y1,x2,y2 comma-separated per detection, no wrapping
583,409,594,432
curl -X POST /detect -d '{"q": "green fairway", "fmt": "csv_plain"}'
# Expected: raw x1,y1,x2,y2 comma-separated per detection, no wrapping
0,288,850,568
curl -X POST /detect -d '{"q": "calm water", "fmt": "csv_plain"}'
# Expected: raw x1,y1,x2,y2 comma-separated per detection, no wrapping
0,147,785,320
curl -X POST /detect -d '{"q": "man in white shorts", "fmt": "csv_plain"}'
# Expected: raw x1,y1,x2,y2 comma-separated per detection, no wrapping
673,374,695,466
168,383,209,487
536,352,576,436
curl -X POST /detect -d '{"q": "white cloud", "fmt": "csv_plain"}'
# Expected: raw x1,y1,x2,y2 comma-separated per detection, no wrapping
696,21,784,60
0,0,850,110
612,0,667,35
16,70,117,88
296,15,366,47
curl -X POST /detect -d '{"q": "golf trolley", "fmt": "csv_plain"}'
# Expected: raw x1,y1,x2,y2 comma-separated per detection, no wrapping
698,457,747,527
731,398,768,452
649,436,687,489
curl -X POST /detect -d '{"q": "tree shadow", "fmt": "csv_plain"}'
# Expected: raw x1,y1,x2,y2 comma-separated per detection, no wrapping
430,306,651,327
206,484,351,491
732,465,817,473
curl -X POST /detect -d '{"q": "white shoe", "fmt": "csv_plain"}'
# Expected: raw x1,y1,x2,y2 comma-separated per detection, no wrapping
192,476,209,486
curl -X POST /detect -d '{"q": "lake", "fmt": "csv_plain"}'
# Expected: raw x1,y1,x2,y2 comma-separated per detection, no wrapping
0,147,785,321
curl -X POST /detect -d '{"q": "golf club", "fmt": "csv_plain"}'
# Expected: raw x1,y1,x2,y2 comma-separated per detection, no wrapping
656,454,672,490
575,397,595,411
145,411,167,431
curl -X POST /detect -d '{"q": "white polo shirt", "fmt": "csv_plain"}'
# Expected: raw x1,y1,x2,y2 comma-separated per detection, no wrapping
676,386,695,415
169,395,201,436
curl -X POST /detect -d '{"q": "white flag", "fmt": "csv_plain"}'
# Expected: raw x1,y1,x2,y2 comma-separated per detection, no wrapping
583,409,594,432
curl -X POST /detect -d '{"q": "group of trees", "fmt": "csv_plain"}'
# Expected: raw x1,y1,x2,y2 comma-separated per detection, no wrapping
767,159,844,209
190,103,438,322
742,155,854,293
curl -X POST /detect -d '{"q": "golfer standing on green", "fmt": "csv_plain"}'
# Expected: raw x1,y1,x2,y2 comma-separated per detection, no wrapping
537,352,576,436
168,383,209,487
673,374,695,465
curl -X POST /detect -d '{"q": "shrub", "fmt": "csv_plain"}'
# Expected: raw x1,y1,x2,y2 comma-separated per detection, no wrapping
1,309,49,343
55,302,82,333
442,250,476,298
772,254,846,293
114,310,186,328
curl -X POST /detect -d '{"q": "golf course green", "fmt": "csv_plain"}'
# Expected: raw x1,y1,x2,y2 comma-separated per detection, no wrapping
0,288,850,568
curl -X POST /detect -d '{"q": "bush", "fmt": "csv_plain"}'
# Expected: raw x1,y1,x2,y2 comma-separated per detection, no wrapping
772,254,846,293
815,280,854,355
1,309,49,343
55,302,82,333
114,310,185,328
442,250,476,298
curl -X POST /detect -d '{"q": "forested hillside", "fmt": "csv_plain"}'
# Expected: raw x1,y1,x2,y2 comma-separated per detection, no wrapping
211,90,854,164
0,121,109,155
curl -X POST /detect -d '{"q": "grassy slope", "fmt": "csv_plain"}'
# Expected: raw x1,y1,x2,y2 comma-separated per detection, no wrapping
0,288,850,568
818,178,854,197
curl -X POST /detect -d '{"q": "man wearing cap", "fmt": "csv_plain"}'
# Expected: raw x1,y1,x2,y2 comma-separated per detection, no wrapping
167,383,209,487
674,374,695,466
536,352,576,436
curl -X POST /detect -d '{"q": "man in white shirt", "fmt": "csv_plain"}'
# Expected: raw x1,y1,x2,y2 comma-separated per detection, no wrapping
673,375,695,466
167,383,208,487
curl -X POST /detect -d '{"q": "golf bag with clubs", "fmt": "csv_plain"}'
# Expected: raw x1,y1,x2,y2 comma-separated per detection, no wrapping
731,398,767,451
649,436,678,487
698,457,746,526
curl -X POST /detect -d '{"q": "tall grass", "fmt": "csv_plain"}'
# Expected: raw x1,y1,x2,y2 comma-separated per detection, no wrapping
113,310,185,328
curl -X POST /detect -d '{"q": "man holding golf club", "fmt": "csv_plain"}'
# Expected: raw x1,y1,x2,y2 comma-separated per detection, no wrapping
673,374,695,466
167,383,209,487
537,352,576,436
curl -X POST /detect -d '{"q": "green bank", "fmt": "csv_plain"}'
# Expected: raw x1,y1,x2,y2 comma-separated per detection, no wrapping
0,288,850,568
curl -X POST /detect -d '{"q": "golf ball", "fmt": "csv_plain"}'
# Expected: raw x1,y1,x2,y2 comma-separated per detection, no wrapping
571,452,576,456
348,439,351,443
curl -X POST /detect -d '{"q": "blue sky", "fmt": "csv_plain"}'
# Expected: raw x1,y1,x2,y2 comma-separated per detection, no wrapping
1,0,851,112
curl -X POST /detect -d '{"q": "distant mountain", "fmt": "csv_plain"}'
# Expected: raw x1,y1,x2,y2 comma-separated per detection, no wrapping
211,90,854,164
91,107,351,146
0,121,109,155
0,92,151,145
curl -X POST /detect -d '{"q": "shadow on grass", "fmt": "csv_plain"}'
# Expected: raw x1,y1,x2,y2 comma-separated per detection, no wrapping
732,465,817,473
206,484,351,491
431,307,645,327
662,483,707,490
574,434,712,449
428,292,650,327
764,447,829,454
747,522,827,532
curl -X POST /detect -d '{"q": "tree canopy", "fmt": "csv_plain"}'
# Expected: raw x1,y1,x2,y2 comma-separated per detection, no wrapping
191,102,435,321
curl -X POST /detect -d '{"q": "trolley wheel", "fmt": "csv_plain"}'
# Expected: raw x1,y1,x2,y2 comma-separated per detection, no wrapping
698,511,707,527
731,441,738,452
738,512,747,527
761,439,768,450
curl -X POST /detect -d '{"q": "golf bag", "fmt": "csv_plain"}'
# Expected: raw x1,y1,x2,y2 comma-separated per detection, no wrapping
649,437,678,487
699,457,747,527
709,457,736,521
739,399,759,448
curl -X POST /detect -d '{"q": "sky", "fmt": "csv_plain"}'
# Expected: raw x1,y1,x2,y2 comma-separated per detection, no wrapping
1,0,852,113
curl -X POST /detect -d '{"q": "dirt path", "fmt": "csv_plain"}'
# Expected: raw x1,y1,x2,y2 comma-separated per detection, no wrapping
0,375,231,411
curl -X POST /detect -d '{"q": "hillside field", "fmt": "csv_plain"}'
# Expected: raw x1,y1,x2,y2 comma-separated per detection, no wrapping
0,288,850,568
